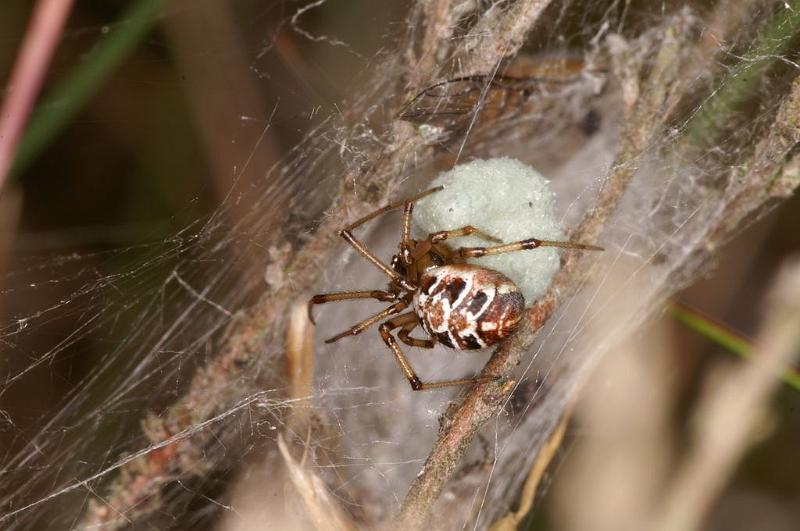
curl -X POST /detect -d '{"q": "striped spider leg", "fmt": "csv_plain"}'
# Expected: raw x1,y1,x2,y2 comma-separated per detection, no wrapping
308,187,442,340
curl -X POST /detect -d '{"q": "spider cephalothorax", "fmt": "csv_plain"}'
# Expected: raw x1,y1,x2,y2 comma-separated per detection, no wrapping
309,187,601,391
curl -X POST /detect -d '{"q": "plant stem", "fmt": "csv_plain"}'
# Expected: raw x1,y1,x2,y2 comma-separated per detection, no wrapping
0,0,75,194
669,302,800,391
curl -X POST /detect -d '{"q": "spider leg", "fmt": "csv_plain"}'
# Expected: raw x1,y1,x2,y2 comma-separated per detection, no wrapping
458,237,603,258
338,230,415,290
397,318,436,348
337,187,444,290
408,226,500,263
428,225,503,244
399,199,414,264
324,299,408,344
343,186,443,232
380,312,499,391
308,290,398,324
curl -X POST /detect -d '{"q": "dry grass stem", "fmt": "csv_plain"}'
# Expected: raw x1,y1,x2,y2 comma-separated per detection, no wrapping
551,303,676,531
652,257,800,531
0,0,75,192
286,300,316,431
407,0,455,88
277,434,356,531
460,0,553,76
488,401,573,531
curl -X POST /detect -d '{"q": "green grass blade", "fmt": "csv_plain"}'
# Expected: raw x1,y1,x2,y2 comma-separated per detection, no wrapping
669,302,800,392
10,0,166,179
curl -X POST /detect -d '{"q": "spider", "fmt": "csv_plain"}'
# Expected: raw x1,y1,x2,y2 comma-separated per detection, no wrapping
308,186,602,391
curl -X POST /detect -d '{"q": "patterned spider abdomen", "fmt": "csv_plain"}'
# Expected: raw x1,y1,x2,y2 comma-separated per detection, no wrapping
414,264,525,350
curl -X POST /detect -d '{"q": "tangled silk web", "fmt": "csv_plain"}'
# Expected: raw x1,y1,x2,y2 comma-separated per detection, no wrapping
2,1,800,529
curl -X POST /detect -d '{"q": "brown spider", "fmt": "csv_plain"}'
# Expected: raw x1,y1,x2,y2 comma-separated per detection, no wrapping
309,187,602,391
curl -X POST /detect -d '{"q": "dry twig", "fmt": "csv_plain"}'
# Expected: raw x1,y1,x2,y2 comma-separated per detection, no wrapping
277,433,356,531
487,401,573,531
460,0,553,76
286,300,316,432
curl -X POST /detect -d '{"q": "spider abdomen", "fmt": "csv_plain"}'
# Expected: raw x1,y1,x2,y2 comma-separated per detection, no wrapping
414,264,525,350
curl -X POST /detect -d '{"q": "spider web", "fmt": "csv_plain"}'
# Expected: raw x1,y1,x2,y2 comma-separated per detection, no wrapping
1,1,799,530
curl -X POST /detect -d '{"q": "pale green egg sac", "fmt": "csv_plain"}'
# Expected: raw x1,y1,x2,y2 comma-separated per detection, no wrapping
413,157,565,302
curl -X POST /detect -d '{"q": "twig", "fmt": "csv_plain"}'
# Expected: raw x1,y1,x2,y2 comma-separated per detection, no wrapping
487,400,573,531
277,433,356,531
460,0,554,76
406,0,455,89
0,0,74,194
397,15,694,529
652,257,800,531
